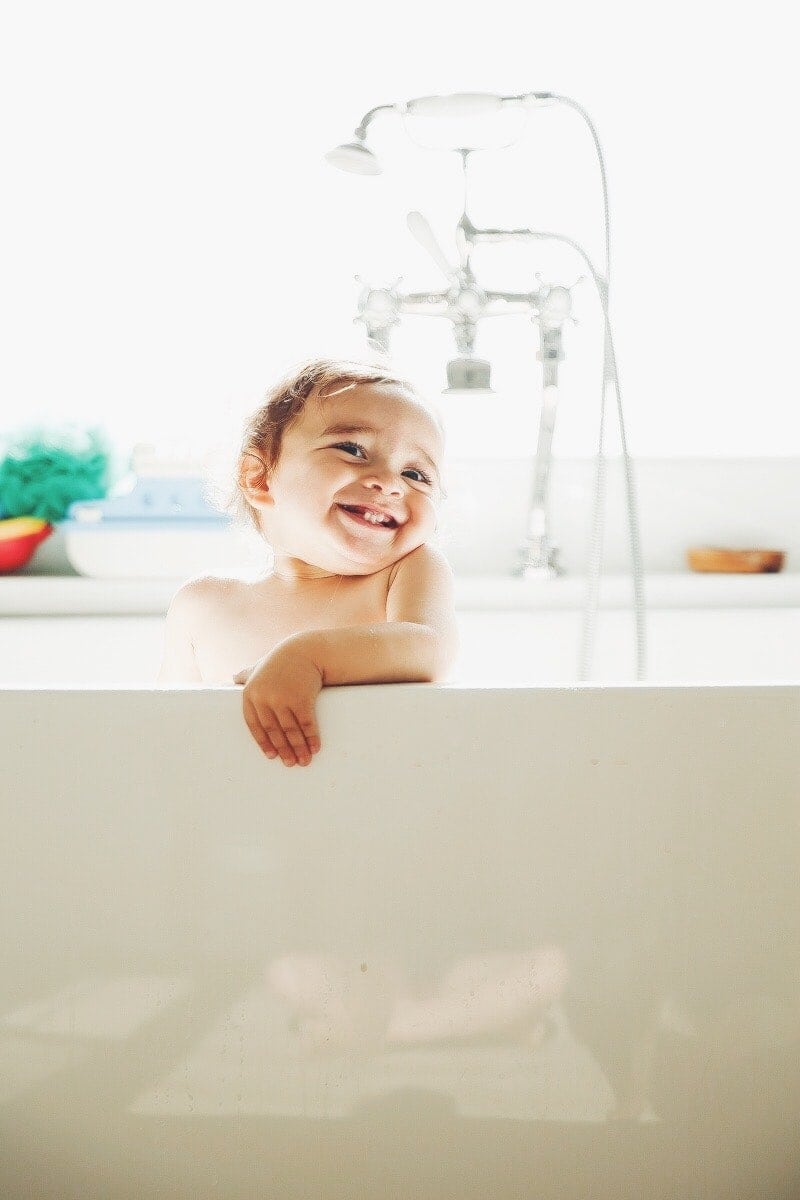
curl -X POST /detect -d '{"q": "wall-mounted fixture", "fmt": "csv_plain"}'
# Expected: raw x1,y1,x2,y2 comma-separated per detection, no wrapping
326,92,645,681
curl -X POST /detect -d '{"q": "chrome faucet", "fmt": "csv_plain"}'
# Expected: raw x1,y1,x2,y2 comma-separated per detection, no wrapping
325,92,647,679
349,158,580,579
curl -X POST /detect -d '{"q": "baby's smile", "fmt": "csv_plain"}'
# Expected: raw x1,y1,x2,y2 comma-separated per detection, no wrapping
336,503,401,530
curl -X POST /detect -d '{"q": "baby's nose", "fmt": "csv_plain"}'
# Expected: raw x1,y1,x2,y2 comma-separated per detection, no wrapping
364,472,402,495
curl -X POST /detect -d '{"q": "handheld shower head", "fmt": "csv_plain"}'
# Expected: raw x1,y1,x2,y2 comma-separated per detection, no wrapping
406,211,459,283
405,93,504,119
324,142,382,175
325,103,401,175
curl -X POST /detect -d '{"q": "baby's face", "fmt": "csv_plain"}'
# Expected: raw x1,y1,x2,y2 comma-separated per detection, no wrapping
256,383,444,576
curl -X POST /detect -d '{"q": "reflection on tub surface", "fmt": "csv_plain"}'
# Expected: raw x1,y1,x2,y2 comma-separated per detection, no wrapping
1,685,799,1200
129,970,614,1122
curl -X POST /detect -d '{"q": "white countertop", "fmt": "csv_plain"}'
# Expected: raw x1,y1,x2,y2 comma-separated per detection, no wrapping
2,572,800,615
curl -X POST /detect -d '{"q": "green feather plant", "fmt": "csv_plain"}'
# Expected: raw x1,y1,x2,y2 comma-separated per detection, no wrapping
0,426,112,522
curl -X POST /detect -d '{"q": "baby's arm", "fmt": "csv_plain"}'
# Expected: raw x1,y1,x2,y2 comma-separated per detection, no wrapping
304,542,459,685
157,581,204,684
236,545,458,765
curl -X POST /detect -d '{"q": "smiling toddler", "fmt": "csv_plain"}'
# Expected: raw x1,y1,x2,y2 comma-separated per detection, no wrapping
158,358,458,764
158,359,572,1051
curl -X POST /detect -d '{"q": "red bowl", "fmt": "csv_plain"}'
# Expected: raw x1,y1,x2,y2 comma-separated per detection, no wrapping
0,525,53,572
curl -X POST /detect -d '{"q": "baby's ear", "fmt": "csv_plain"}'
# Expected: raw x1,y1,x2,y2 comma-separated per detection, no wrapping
239,453,271,506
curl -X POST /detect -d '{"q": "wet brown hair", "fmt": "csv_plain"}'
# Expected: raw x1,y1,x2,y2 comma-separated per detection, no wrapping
229,358,440,531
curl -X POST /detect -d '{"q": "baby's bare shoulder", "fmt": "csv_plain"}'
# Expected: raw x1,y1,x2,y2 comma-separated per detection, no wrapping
166,574,249,625
160,575,249,684
388,542,453,587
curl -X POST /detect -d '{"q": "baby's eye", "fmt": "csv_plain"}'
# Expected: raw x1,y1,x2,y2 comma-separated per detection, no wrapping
402,468,432,485
333,441,367,458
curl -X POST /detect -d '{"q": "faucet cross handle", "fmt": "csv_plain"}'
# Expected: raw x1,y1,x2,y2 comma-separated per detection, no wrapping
536,275,585,330
353,278,402,355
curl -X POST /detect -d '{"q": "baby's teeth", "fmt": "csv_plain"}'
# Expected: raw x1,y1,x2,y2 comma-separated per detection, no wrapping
345,506,388,525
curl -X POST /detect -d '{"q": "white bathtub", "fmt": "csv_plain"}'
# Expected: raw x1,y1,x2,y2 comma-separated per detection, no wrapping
2,575,800,1196
1,682,798,1198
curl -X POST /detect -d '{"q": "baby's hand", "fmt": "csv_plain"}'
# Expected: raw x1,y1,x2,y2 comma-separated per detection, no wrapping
233,642,323,767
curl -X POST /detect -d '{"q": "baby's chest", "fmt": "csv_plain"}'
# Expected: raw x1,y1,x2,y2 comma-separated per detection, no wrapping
196,588,388,683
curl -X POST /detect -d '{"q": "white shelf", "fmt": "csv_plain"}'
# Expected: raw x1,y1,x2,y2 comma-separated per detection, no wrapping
453,573,800,610
0,577,176,615
2,572,800,616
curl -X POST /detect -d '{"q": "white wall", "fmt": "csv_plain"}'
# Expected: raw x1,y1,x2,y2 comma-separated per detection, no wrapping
1,0,798,461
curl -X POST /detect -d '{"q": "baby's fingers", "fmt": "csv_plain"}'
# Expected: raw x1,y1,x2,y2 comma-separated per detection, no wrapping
279,708,320,767
242,696,279,760
242,695,320,768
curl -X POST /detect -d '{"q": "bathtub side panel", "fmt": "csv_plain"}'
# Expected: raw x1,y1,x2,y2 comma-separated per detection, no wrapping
1,684,799,1199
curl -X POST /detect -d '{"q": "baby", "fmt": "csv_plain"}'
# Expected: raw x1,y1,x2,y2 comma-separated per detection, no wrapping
158,358,459,763
159,357,568,1052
